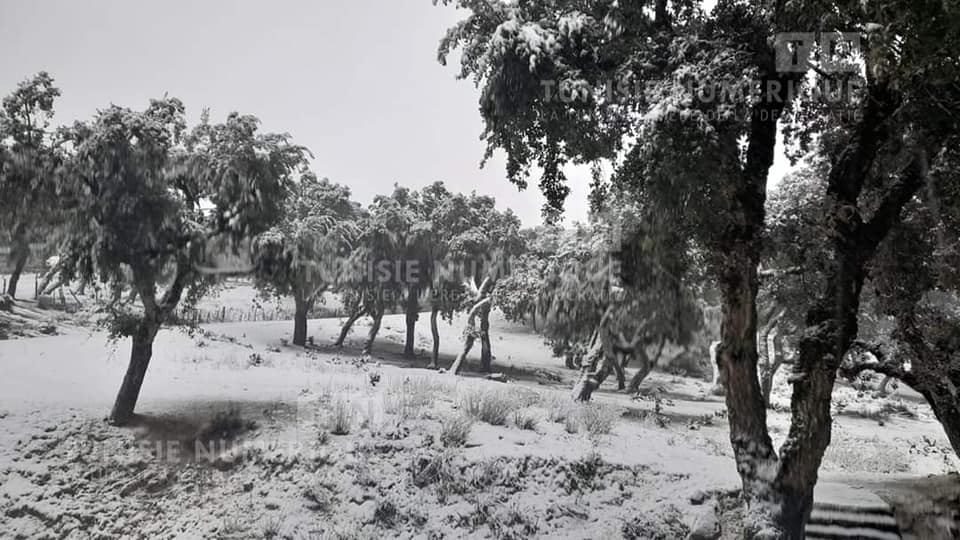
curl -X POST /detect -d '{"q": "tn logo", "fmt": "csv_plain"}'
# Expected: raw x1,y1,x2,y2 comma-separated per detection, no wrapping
775,32,860,73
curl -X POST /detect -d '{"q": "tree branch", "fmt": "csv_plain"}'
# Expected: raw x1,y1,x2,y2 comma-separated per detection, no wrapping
859,151,928,252
840,340,915,386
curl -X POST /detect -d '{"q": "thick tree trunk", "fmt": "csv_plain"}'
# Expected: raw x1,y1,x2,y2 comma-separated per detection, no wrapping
110,320,160,425
899,314,960,458
293,296,311,347
429,306,440,369
403,290,419,358
362,304,384,356
717,256,781,530
919,385,960,459
335,309,364,347
479,304,492,372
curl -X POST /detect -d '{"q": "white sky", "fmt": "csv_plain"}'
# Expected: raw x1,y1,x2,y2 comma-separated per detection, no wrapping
0,0,789,226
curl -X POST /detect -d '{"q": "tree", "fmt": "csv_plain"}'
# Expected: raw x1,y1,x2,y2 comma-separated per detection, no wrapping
58,100,307,425
433,191,523,373
841,138,960,458
436,0,960,535
335,186,432,356
532,210,702,399
0,72,61,298
252,174,361,346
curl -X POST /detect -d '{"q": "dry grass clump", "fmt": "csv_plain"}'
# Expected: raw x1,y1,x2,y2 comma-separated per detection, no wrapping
554,401,619,436
328,397,355,435
577,402,619,436
440,413,474,447
512,408,540,431
621,504,689,540
547,394,575,424
459,386,516,426
384,376,449,420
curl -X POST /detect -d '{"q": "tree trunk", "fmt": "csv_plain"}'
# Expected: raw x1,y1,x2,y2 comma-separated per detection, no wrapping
717,257,779,510
362,304,384,356
448,297,490,375
761,331,785,408
919,384,960,458
403,290,419,358
293,295,311,347
709,340,724,395
110,319,161,425
479,304,492,372
5,225,29,299
429,306,440,369
628,336,667,392
335,309,364,347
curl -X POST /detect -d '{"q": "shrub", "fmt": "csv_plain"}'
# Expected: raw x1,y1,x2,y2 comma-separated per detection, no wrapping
440,414,474,447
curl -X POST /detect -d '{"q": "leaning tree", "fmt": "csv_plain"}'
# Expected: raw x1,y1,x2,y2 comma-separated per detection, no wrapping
252,174,361,346
58,100,307,425
0,72,61,298
436,0,960,535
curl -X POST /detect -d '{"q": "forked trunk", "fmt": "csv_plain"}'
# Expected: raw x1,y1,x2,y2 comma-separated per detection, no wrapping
335,309,364,347
479,304,492,372
429,306,440,369
403,290,419,358
293,296,311,347
110,319,161,425
362,305,384,356
448,297,490,375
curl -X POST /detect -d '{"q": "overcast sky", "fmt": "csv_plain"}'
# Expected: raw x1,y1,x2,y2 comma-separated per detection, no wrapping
0,0,788,227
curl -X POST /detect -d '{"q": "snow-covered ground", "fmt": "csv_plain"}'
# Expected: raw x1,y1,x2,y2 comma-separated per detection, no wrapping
0,281,957,538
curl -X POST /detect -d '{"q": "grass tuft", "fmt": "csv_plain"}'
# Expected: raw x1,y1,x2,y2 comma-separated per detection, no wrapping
328,398,355,435
512,408,540,431
460,387,515,426
440,413,474,447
